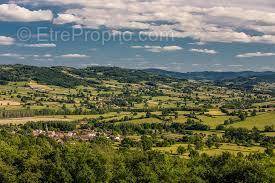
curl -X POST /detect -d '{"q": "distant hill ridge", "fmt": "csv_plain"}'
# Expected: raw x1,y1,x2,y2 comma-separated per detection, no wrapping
0,64,175,87
144,68,275,81
0,65,274,88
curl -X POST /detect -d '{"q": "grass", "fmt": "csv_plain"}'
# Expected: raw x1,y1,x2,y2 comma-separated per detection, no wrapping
202,143,265,156
198,115,233,129
0,113,119,125
127,117,162,124
205,109,226,116
29,81,52,91
153,144,189,154
154,143,266,156
229,112,275,130
173,115,188,123
0,116,71,125
0,100,21,106
262,132,275,137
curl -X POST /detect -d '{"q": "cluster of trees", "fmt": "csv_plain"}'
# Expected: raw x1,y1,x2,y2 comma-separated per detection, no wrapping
91,120,210,135
224,127,274,147
121,135,177,150
0,127,273,182
121,133,222,152
0,108,99,119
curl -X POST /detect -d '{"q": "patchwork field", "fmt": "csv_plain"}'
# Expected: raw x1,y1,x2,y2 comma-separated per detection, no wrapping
0,100,21,106
0,65,274,163
230,112,275,130
154,143,265,156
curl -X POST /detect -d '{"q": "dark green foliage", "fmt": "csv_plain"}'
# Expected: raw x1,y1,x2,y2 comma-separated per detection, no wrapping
189,152,273,183
0,65,89,88
177,146,187,155
0,108,96,119
0,129,273,183
0,65,178,88
94,122,210,136
264,125,274,132
224,127,275,146
141,135,153,151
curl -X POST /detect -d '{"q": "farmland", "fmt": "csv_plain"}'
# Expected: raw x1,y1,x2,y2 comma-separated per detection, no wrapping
0,65,274,182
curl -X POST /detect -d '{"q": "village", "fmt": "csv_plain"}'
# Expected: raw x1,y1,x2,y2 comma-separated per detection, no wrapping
32,128,122,143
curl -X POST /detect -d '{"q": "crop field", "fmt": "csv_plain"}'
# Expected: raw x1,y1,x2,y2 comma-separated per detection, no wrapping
154,143,265,156
230,112,275,130
198,115,232,129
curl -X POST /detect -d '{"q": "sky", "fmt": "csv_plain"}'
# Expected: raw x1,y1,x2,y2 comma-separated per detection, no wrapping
0,0,275,72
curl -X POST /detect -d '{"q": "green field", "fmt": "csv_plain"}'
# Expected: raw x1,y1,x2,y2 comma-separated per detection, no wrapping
154,143,266,156
230,112,275,130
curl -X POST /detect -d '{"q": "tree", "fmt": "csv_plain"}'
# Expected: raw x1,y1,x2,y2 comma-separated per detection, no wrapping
264,125,274,132
177,146,186,155
214,143,221,149
206,138,214,149
216,124,225,130
120,138,134,148
251,109,257,116
265,146,274,157
141,135,153,151
145,111,151,118
195,140,204,150
174,112,179,119
189,148,199,158
239,112,247,121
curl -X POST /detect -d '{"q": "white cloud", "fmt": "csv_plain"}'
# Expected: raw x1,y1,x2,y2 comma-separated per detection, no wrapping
162,46,183,51
12,0,275,44
228,65,243,67
204,7,275,25
192,64,200,66
131,46,143,49
0,53,19,57
132,45,182,52
0,53,24,59
72,24,83,29
34,58,53,61
190,48,218,54
0,4,53,22
23,43,56,48
60,54,89,58
0,36,15,45
53,13,82,24
188,42,205,46
236,52,275,58
43,54,52,57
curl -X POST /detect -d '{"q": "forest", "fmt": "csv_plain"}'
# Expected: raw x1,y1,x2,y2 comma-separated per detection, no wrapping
0,124,273,183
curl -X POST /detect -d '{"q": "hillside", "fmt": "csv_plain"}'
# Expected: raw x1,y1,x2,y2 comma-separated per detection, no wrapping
0,65,176,88
145,68,275,82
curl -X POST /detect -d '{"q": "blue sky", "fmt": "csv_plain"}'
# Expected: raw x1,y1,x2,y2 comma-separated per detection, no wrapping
0,0,275,72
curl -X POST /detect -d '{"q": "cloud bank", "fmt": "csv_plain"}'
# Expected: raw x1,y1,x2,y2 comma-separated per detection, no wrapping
190,49,218,54
0,4,53,22
0,36,15,45
236,52,275,58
